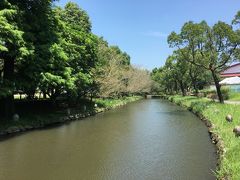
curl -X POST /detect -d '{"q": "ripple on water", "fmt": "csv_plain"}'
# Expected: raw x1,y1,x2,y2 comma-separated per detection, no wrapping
0,99,216,180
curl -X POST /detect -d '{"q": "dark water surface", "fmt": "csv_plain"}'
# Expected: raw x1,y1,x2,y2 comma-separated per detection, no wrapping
0,99,216,180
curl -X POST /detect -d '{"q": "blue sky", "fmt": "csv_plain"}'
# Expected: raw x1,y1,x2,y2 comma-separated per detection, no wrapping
56,0,240,70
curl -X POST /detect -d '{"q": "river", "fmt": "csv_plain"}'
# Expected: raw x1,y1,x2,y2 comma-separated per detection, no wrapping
0,99,216,180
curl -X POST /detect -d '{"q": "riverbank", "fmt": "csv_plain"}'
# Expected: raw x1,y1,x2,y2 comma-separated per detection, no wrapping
0,96,142,137
168,95,240,180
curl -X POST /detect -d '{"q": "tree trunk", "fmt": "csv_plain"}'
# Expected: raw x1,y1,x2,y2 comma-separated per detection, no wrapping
2,57,15,118
174,81,178,93
211,70,224,103
189,69,198,95
90,93,93,102
193,80,198,95
3,95,14,119
179,81,186,96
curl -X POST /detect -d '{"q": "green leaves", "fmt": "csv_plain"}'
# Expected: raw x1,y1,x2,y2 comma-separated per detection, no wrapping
0,8,25,54
167,20,238,71
0,44,8,52
167,32,182,48
60,2,91,33
0,0,149,106
232,11,240,26
53,4,98,98
161,11,240,102
41,72,65,87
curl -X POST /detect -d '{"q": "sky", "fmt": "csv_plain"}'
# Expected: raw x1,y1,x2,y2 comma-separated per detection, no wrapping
56,0,240,70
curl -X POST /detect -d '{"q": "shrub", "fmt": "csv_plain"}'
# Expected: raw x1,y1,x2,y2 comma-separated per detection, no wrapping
200,87,230,100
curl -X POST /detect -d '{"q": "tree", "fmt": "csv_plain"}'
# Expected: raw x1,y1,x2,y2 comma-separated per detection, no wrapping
0,0,151,119
38,43,76,101
232,11,240,27
232,11,240,61
165,53,190,96
55,3,98,99
151,67,174,95
168,21,239,103
11,0,58,99
94,45,128,97
59,2,91,33
151,68,166,94
0,0,29,117
125,66,152,95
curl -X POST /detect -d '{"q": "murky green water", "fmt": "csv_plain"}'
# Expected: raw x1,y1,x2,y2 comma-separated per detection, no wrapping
0,99,216,180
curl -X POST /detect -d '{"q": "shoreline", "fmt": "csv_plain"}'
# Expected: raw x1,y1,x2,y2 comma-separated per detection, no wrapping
0,96,143,137
167,96,224,167
166,95,239,180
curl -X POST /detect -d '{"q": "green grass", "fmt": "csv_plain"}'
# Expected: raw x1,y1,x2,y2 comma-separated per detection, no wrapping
228,92,240,101
169,95,240,180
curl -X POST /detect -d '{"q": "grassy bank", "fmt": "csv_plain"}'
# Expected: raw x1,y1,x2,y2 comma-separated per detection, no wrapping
229,92,240,101
0,96,142,136
168,95,240,180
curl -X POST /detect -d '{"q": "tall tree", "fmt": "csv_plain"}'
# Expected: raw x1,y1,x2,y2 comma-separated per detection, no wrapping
168,21,239,103
0,0,29,117
60,2,91,33
125,66,152,95
14,0,58,99
55,3,98,99
165,53,190,96
232,11,240,61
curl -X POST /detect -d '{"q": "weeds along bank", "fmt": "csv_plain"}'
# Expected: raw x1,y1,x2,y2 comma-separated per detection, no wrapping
168,95,240,180
0,96,142,137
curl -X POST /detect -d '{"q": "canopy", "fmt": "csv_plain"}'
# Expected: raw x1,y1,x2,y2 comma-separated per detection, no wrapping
219,76,240,85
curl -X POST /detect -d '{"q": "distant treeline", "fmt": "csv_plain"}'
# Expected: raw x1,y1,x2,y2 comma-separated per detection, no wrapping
0,0,152,118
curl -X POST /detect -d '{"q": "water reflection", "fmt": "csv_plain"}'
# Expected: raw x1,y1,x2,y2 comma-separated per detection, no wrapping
0,99,216,180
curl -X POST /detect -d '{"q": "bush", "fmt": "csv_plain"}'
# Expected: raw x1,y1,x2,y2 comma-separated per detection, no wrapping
200,87,230,100
221,87,230,100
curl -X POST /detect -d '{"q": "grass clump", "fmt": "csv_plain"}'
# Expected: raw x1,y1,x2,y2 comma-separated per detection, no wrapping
228,92,240,101
199,87,230,100
169,95,240,180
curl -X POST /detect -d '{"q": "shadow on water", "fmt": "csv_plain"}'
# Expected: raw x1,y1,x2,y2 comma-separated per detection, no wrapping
0,120,77,142
0,124,61,142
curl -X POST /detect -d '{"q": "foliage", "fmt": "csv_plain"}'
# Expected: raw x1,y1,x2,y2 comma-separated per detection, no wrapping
228,92,240,101
199,88,230,100
94,38,151,98
0,0,28,97
0,1,151,118
151,52,210,95
59,2,91,33
167,20,240,103
152,12,240,103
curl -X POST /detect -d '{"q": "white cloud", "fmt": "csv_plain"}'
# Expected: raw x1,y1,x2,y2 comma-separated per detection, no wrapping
143,31,169,38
